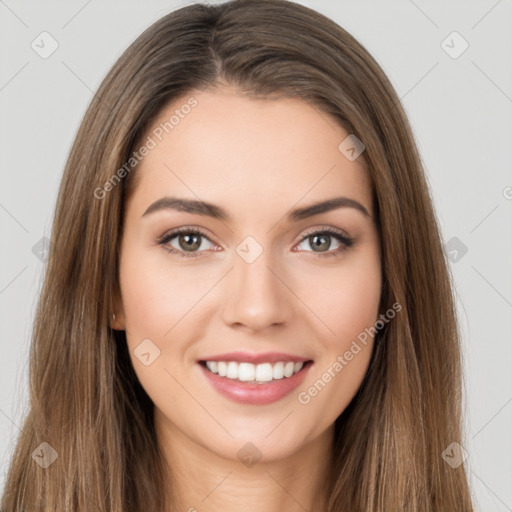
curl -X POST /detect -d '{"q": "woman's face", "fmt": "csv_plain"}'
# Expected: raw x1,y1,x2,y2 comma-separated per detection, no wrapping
114,87,382,462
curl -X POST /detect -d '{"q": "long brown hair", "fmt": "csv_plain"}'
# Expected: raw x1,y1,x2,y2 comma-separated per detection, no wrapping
1,0,474,510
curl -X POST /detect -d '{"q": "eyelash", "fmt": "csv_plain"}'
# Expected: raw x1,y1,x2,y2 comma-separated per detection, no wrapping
157,226,354,260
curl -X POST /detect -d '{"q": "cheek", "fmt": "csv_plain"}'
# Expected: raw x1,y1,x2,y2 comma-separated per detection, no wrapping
120,268,168,340
334,267,381,340
118,249,175,360
118,250,189,404
119,244,204,342
295,248,381,408
298,251,382,346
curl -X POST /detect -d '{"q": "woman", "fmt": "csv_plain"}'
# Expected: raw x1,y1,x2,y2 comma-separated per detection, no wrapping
1,0,474,510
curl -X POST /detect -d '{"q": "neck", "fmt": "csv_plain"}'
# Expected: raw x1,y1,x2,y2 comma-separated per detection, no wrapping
155,410,334,512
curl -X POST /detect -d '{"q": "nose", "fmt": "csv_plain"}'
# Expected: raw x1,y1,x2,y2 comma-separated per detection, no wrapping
221,246,293,332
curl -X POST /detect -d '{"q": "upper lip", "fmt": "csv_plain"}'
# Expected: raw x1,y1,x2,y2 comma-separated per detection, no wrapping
198,351,312,364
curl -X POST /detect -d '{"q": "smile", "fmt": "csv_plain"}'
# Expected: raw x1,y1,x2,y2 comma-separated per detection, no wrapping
203,360,304,383
197,353,313,405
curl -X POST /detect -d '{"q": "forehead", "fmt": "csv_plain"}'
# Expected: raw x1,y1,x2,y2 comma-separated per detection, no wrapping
129,88,372,218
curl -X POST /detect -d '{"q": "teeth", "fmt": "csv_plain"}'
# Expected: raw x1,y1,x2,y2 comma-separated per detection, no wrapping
206,361,218,373
226,362,238,379
256,363,273,382
284,362,294,378
217,361,227,377
273,362,284,379
204,360,304,383
238,362,255,381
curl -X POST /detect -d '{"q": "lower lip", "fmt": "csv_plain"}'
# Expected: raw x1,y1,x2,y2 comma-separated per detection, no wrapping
198,362,312,405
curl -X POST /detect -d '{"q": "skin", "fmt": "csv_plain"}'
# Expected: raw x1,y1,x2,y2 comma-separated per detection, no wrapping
111,86,382,512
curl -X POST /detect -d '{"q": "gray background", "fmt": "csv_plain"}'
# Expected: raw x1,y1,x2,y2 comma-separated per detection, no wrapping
1,0,511,510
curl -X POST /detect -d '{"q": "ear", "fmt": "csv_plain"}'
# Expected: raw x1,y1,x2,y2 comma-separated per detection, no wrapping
110,281,126,330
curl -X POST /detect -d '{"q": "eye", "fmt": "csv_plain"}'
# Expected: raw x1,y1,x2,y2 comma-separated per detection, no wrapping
294,227,354,258
157,226,354,259
157,227,216,259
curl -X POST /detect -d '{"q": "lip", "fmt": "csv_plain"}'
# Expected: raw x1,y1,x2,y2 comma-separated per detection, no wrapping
198,359,313,405
197,351,311,364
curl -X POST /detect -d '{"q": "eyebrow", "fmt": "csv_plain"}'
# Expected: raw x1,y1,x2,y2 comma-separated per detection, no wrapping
142,196,371,221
